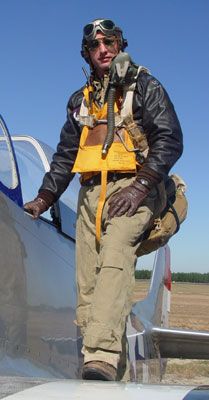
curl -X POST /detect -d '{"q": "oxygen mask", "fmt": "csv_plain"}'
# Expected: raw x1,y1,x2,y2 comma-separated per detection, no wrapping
102,52,138,155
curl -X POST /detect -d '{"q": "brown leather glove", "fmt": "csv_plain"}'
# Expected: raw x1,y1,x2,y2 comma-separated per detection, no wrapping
24,197,49,219
108,180,150,219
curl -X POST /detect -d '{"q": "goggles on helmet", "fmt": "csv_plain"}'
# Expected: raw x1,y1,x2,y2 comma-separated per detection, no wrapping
83,19,118,40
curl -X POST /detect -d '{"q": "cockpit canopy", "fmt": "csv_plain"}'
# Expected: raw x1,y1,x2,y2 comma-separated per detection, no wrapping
0,115,79,240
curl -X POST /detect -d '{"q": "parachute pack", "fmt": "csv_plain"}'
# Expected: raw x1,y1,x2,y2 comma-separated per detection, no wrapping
137,174,188,256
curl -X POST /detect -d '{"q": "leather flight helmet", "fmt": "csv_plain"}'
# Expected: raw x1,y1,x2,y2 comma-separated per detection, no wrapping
81,18,128,63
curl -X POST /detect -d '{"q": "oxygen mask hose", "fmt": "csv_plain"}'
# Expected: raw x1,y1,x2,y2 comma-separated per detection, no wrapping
102,52,131,156
102,85,116,156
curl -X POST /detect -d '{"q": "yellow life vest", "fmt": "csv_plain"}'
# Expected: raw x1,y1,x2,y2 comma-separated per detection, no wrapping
72,87,137,175
72,85,139,242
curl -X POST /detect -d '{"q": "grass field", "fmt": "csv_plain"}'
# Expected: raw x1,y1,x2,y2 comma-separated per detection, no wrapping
134,280,209,384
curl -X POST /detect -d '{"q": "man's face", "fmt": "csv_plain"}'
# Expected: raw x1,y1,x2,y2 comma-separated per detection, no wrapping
87,32,119,76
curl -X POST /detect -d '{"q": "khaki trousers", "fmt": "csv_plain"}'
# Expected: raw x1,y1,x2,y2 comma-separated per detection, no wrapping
76,176,166,369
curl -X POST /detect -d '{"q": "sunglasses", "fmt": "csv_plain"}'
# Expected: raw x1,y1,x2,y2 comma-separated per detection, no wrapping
87,37,117,51
83,19,116,40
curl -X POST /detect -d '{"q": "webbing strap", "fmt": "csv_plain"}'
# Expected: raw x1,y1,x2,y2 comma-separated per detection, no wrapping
120,66,147,118
167,200,181,233
95,170,108,242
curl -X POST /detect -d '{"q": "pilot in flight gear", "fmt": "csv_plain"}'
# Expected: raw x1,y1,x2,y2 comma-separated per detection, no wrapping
24,18,183,381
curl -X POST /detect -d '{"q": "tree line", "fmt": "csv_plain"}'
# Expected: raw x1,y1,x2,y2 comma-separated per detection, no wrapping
135,270,209,283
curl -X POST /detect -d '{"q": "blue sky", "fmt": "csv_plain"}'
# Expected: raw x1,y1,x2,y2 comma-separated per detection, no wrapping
1,0,209,273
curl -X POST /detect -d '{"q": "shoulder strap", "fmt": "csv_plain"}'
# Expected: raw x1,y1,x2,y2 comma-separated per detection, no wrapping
119,66,149,154
78,86,96,128
121,66,149,118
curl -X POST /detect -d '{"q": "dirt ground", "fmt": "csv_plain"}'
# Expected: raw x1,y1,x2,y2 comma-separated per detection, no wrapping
133,280,209,385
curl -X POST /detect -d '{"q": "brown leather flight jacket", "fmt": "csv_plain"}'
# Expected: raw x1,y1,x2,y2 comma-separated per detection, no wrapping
38,70,183,204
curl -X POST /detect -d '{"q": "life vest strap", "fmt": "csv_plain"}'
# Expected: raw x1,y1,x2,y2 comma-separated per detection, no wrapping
95,170,108,243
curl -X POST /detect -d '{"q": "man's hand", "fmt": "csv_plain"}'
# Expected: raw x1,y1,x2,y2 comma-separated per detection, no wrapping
24,197,49,219
108,180,150,219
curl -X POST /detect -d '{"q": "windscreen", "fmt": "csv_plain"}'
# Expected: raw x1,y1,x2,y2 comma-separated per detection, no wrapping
0,119,18,189
12,139,52,219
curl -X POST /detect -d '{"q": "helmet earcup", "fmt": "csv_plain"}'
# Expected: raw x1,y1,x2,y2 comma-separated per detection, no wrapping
122,38,128,50
81,44,90,64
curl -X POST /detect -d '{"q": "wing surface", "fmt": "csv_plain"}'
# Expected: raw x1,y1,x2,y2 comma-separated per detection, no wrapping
3,379,203,400
152,327,209,359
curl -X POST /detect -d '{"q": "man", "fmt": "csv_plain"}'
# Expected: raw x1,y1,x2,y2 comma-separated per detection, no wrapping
24,19,183,381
